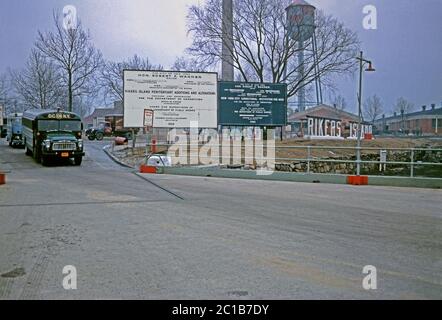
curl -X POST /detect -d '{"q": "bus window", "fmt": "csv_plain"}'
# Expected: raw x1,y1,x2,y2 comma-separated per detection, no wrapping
37,120,82,131
61,121,81,131
38,120,59,131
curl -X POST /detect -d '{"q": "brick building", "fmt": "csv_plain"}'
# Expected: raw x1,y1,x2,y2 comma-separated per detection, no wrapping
374,104,442,136
83,101,123,128
287,104,372,139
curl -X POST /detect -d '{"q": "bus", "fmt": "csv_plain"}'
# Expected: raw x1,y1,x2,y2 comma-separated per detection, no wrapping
22,109,85,166
6,113,24,147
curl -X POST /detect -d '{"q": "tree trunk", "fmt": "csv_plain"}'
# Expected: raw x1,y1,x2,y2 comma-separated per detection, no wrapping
68,70,73,112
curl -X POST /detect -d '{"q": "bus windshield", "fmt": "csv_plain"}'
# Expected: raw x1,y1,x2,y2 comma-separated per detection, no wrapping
38,120,81,132
9,118,21,125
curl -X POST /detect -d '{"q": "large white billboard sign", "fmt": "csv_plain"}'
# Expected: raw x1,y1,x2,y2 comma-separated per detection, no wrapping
123,70,218,128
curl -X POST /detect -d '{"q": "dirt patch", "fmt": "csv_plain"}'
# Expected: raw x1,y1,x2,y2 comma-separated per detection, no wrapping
275,138,442,160
109,138,442,170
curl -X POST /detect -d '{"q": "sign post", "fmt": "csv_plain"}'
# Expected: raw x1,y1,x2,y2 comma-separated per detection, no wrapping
143,109,154,153
379,149,387,172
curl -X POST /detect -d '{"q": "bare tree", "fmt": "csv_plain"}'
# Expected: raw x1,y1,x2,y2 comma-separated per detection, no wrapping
0,75,6,101
100,54,163,102
35,12,103,112
394,97,414,114
333,95,347,110
73,94,95,118
0,74,13,114
10,49,62,110
171,56,207,72
364,94,383,123
186,0,360,98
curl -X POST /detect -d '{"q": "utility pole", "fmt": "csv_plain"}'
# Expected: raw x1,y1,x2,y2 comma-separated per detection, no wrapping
356,51,375,176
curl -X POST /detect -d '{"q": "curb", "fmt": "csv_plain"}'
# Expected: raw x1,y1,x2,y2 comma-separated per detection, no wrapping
160,167,442,189
102,145,136,169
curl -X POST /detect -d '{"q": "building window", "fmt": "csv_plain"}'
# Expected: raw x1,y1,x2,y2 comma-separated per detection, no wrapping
432,118,442,129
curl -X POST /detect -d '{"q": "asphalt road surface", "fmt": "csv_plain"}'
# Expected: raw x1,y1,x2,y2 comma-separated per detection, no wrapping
0,139,441,299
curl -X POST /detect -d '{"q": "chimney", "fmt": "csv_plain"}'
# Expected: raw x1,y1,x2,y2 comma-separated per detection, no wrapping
394,112,397,117
422,105,427,111
333,104,337,109
431,104,436,110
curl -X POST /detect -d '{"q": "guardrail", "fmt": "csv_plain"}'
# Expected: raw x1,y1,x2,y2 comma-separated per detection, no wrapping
139,142,442,178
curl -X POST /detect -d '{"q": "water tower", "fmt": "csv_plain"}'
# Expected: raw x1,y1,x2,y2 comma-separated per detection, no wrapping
286,0,322,111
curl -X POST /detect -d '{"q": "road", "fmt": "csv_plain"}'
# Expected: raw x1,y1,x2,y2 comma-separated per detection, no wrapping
0,139,441,299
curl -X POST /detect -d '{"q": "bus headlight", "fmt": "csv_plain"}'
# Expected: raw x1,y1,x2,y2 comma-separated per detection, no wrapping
44,140,51,149
78,140,83,149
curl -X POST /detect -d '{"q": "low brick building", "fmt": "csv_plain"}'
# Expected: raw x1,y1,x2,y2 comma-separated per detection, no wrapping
374,104,442,136
288,104,372,139
83,101,123,128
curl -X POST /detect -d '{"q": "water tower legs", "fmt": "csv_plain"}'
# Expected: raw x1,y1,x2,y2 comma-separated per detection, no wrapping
298,40,306,112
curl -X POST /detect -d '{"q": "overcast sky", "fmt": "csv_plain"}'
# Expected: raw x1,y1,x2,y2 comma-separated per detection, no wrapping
0,0,441,113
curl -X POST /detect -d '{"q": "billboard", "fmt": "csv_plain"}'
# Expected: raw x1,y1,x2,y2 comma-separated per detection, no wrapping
123,70,218,128
219,82,287,126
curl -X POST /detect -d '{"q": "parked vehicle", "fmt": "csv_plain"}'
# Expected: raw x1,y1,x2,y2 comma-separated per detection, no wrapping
22,109,85,166
85,122,109,141
6,113,24,148
0,118,6,138
85,115,136,141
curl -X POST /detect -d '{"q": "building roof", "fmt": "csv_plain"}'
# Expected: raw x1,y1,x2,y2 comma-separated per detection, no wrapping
83,101,124,124
288,104,360,123
375,106,442,123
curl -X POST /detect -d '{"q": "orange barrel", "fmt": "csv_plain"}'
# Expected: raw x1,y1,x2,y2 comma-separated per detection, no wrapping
140,165,157,174
347,175,369,185
151,139,157,153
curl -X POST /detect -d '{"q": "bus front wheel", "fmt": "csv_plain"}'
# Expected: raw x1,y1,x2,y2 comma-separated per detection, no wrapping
34,147,41,163
74,157,83,166
41,155,48,166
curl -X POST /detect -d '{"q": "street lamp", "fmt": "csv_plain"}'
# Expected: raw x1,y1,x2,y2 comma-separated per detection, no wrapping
356,51,375,176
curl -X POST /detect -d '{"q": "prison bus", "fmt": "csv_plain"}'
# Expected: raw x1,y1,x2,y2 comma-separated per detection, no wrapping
22,109,85,166
6,113,24,147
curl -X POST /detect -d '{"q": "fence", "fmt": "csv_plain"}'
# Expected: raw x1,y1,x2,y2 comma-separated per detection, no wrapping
139,141,442,178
